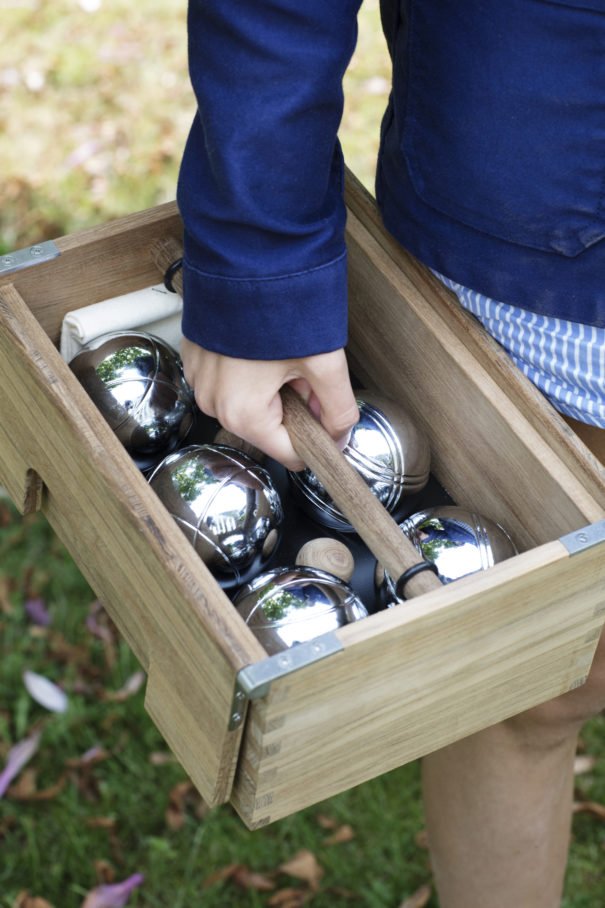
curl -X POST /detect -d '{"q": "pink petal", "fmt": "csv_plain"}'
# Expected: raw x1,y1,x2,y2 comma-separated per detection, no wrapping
0,728,42,798
23,670,69,713
24,597,51,626
81,874,144,908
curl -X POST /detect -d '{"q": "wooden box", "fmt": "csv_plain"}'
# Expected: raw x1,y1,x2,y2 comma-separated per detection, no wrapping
1,173,604,829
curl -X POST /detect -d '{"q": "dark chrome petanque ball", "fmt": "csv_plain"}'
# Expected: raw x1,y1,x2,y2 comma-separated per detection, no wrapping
288,389,431,532
376,505,518,605
233,565,369,655
69,331,195,470
148,443,284,588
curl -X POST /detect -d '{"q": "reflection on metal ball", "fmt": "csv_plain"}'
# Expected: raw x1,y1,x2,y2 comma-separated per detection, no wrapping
376,505,518,605
288,389,430,532
69,331,194,469
234,565,368,654
148,444,284,588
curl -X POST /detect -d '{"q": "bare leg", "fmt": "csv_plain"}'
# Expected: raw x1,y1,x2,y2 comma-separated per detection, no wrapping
423,425,604,908
422,720,578,908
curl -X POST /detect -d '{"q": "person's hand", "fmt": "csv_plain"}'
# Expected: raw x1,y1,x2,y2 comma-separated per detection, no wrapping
180,339,360,471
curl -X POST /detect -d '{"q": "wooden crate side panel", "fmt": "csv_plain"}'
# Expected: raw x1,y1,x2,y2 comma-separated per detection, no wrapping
0,283,266,805
0,203,182,345
344,211,604,549
232,541,605,826
344,171,605,506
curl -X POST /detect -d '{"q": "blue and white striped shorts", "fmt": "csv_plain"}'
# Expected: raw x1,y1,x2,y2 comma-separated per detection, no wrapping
435,273,605,429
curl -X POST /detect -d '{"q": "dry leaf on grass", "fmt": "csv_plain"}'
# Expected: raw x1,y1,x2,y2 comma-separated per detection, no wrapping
203,863,241,888
323,823,355,845
7,768,66,801
148,751,176,765
574,755,597,775
86,817,117,830
315,813,338,830
573,800,605,821
81,873,144,908
101,671,145,703
0,728,42,798
268,887,311,907
415,829,429,850
23,671,68,713
279,849,324,892
399,882,432,908
13,893,55,908
165,780,209,830
231,866,276,891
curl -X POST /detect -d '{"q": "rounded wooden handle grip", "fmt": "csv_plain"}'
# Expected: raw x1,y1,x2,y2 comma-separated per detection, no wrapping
280,386,442,599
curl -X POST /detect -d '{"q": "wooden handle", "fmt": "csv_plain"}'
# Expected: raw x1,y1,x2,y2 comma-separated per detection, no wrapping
150,240,441,599
296,538,355,583
280,386,442,598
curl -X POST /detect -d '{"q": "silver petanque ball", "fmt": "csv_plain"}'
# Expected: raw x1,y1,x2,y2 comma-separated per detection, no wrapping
376,505,518,605
288,389,431,532
148,444,284,588
69,331,194,469
233,566,368,655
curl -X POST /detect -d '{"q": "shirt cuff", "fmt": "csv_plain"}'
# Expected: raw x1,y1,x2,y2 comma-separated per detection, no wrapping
181,246,349,360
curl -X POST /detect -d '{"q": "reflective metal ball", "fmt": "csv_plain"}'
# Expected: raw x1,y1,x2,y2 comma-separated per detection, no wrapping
234,566,368,654
148,444,284,587
69,331,194,469
288,389,430,532
376,505,518,605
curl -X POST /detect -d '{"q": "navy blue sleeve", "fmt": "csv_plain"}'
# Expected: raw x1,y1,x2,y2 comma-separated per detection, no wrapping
177,0,362,360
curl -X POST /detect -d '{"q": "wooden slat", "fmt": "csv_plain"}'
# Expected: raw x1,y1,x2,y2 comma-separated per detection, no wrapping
0,202,183,345
232,539,605,827
0,419,43,514
344,170,605,505
0,282,266,806
344,208,604,550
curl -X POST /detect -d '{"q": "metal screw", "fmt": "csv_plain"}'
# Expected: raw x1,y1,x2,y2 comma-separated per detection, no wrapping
234,690,245,702
2,256,14,266
231,711,242,724
30,245,43,256
278,655,290,668
311,642,323,654
576,532,589,545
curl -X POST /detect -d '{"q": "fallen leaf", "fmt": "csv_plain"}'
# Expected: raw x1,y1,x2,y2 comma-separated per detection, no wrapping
13,893,55,908
232,866,276,891
573,800,605,821
323,823,355,846
7,769,66,802
81,873,144,908
24,597,51,626
23,671,68,713
415,829,429,850
65,746,111,769
279,850,324,892
165,780,209,830
268,888,310,907
399,883,432,908
148,751,176,765
203,863,241,888
0,729,42,798
94,861,115,884
315,813,338,830
101,671,145,702
86,817,117,830
574,755,597,775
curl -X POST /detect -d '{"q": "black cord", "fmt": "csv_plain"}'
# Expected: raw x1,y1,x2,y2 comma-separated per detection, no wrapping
395,560,439,600
163,257,183,293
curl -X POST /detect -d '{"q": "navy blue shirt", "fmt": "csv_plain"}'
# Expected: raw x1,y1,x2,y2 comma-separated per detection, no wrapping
177,0,605,360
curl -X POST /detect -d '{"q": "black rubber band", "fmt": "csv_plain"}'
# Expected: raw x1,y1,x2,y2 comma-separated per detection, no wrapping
395,560,439,600
163,257,183,293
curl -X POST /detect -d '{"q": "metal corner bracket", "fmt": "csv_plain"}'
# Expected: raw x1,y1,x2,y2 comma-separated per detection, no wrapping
228,632,344,730
559,519,605,556
1,240,61,276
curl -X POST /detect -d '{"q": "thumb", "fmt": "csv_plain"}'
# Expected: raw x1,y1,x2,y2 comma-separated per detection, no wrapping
301,352,360,448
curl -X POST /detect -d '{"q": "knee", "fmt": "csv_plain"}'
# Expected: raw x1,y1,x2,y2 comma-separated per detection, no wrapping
506,631,605,747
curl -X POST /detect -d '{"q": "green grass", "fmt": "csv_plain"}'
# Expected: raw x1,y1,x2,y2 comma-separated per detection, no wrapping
1,501,605,907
